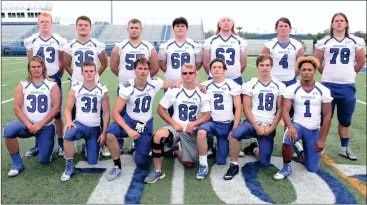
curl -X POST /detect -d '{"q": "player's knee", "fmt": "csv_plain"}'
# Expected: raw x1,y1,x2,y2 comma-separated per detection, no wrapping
106,133,117,143
306,164,319,173
339,116,352,127
197,130,207,141
153,129,168,144
230,128,242,140
3,124,16,138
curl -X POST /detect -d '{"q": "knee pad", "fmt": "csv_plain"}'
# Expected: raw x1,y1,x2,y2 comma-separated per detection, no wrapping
151,135,165,158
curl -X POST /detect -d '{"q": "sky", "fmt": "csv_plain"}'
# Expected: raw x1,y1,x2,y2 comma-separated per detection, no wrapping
3,1,367,34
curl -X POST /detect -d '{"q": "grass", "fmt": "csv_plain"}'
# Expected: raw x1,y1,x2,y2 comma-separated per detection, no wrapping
1,57,366,204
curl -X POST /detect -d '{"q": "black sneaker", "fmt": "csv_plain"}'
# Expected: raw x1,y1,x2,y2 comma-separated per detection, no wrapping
223,163,239,180
243,141,258,155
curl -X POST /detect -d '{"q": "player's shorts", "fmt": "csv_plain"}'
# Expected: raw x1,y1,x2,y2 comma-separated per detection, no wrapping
106,114,153,167
63,121,101,165
49,70,62,119
198,120,233,165
3,120,55,164
283,121,320,172
231,120,275,166
321,82,356,127
162,125,199,163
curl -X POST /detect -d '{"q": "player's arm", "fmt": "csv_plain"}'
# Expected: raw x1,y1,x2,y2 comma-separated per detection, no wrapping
38,85,61,126
232,95,242,129
59,51,65,77
26,50,33,60
13,84,33,129
190,111,211,128
112,97,134,133
354,48,366,73
63,52,73,76
110,46,120,76
149,48,160,77
97,51,108,76
240,49,248,73
314,49,324,74
320,102,332,142
157,104,177,126
101,92,110,134
281,98,294,129
261,46,270,54
196,62,202,71
202,49,211,75
243,95,259,128
295,48,305,76
159,60,167,72
64,89,76,125
270,96,283,130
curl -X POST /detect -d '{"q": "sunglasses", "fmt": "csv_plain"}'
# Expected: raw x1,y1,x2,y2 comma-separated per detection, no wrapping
181,72,195,76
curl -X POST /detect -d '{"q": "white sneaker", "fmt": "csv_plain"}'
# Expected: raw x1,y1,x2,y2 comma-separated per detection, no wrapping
239,151,245,157
8,169,20,177
101,145,111,157
339,147,357,160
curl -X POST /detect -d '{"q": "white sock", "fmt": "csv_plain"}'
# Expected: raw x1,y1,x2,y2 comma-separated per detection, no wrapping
231,161,238,165
199,155,208,166
294,142,304,152
253,147,259,154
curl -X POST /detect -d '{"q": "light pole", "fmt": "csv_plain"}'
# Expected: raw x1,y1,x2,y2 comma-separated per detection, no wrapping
236,26,243,37
111,0,113,25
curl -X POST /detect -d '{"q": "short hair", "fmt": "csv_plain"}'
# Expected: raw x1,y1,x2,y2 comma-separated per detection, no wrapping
329,12,349,38
209,58,227,70
76,16,91,26
38,12,52,22
182,63,196,72
81,61,96,71
256,54,273,67
275,17,292,29
296,56,320,70
128,18,142,27
172,17,188,28
134,57,150,69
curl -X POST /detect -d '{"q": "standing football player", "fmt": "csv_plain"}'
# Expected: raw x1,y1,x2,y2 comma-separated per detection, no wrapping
274,56,332,179
110,18,159,155
314,12,366,160
60,61,110,181
24,12,67,157
3,56,60,177
144,63,211,184
224,55,285,180
196,58,242,180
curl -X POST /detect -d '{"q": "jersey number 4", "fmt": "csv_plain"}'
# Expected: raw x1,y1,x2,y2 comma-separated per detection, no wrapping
27,94,48,113
279,54,288,69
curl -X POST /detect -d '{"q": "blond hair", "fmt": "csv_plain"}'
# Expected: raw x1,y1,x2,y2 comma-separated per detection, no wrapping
182,63,196,71
296,56,320,70
38,12,52,22
26,56,50,82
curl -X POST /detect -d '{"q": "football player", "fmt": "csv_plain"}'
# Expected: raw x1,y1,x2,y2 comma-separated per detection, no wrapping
314,12,366,160
3,56,60,177
60,61,110,181
144,63,211,184
196,58,242,180
274,56,332,179
24,12,67,157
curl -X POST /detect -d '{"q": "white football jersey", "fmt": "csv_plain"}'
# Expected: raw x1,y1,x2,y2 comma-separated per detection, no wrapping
242,77,286,125
115,40,154,84
201,79,241,122
72,83,108,127
160,86,211,130
118,77,164,123
204,34,248,79
315,35,365,84
21,79,56,126
24,33,67,76
63,38,106,84
159,38,202,81
264,38,303,82
284,82,333,130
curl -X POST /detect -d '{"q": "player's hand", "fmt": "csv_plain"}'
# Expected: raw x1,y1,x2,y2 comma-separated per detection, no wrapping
195,83,206,94
254,125,266,136
185,123,195,135
286,126,298,142
64,121,76,132
98,133,106,145
172,122,184,132
29,123,42,134
264,126,275,136
315,140,325,153
127,128,140,140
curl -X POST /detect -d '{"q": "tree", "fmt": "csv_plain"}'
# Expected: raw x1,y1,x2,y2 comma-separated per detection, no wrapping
353,31,366,44
204,30,215,38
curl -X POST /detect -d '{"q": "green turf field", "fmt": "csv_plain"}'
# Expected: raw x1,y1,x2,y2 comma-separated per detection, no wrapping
1,57,366,204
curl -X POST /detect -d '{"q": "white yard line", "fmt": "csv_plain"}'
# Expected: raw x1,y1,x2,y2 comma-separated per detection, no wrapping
357,100,366,105
2,84,7,87
2,69,26,74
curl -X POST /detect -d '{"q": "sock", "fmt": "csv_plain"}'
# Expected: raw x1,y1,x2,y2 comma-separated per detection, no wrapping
199,155,208,166
253,147,259,154
58,138,64,149
10,153,22,164
340,138,349,148
156,169,161,172
113,158,122,169
231,161,238,165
